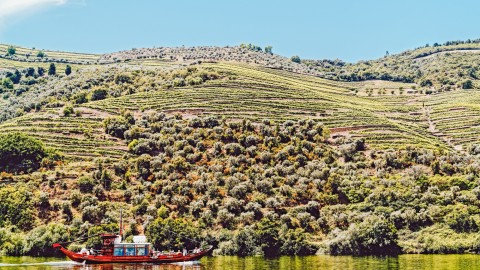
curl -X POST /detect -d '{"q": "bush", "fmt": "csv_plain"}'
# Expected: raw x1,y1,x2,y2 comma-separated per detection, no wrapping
2,78,13,89
462,80,473,89
90,88,108,101
78,176,95,193
104,116,130,139
0,133,47,173
36,51,45,58
324,216,400,255
63,105,74,117
65,65,72,76
23,223,69,256
48,63,56,76
7,46,15,56
146,218,201,251
291,55,301,63
0,185,35,230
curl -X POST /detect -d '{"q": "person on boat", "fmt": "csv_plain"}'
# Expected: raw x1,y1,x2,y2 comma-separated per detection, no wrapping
80,247,90,255
182,248,187,256
193,247,199,253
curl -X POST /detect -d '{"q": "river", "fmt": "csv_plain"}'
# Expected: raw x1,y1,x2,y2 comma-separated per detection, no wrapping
1,254,480,269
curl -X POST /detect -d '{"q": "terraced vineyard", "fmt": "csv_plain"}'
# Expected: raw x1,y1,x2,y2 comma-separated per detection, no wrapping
0,108,126,161
1,46,478,159
421,90,480,150
0,44,100,64
83,63,449,150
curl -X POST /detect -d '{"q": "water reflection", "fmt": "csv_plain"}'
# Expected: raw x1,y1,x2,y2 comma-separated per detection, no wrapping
2,255,480,270
71,262,201,270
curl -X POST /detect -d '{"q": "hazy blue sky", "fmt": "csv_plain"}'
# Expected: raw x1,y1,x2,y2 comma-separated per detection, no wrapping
1,0,479,62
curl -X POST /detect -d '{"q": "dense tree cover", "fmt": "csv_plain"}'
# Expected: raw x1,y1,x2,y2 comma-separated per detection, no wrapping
0,113,480,256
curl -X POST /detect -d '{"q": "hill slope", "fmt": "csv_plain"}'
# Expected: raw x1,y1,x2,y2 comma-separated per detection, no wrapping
0,43,479,257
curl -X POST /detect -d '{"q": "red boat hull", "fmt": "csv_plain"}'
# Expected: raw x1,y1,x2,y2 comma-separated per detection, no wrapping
53,244,211,264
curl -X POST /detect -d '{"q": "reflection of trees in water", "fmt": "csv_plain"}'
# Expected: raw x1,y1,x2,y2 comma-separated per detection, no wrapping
72,263,202,270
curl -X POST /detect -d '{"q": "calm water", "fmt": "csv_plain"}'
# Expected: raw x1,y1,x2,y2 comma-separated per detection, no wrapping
1,255,480,270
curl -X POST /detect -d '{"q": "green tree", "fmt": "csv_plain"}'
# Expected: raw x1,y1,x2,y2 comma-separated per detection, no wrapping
0,133,47,173
264,46,273,54
103,116,130,139
146,218,201,251
65,65,72,76
0,185,35,230
37,67,45,77
26,67,35,77
36,51,45,58
291,55,301,63
48,63,56,76
462,80,473,89
78,176,95,193
6,70,21,84
2,78,13,89
255,217,281,256
7,46,16,56
63,104,74,116
90,88,108,101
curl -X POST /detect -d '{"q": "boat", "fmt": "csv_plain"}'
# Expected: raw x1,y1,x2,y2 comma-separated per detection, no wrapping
53,233,212,264
53,210,211,264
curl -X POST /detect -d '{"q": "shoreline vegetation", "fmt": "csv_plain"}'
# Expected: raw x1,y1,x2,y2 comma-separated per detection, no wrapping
0,41,480,257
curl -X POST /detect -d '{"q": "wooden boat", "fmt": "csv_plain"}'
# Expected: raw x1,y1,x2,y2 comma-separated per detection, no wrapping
53,233,211,264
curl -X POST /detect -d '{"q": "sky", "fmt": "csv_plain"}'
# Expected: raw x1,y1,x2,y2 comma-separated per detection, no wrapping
0,0,479,62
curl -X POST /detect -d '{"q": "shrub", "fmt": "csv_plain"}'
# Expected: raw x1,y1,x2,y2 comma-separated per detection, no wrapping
0,185,35,230
264,46,273,54
325,216,400,255
7,46,15,56
146,218,201,251
462,80,473,89
37,67,45,76
63,105,74,117
48,63,56,76
291,55,301,63
90,88,108,101
78,176,95,193
2,78,13,89
65,65,72,76
0,133,47,173
104,116,130,139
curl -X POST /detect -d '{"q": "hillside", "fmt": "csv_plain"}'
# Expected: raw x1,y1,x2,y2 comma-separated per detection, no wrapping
310,40,480,91
0,43,479,257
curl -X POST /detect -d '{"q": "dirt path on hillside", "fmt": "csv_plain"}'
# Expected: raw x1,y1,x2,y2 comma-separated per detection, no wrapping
423,106,462,151
415,49,480,60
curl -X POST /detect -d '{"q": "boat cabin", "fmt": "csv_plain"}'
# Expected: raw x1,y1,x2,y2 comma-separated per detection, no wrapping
113,243,151,257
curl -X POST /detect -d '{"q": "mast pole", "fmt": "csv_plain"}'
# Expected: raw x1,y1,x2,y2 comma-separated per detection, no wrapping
119,208,123,238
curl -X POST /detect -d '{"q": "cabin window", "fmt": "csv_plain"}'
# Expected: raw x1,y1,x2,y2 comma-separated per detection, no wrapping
125,246,135,256
113,247,124,256
137,247,146,256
